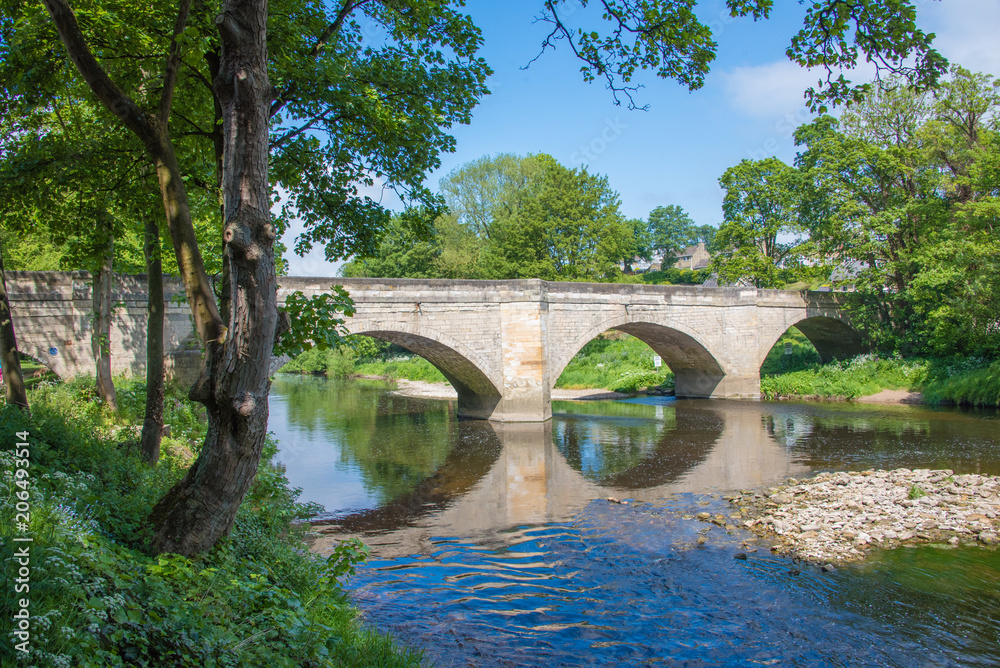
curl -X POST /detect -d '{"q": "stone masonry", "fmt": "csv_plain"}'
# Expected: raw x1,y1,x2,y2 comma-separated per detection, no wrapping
7,273,865,422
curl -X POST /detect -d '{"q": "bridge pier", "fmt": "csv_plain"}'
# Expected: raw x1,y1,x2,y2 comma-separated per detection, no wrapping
490,293,552,422
673,370,762,399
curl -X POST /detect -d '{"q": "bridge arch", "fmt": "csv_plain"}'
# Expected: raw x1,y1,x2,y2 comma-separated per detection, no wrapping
347,319,502,420
17,340,68,379
757,315,867,369
551,315,726,398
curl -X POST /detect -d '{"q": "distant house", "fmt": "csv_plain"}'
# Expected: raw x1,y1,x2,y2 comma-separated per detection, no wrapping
672,242,711,271
622,242,713,274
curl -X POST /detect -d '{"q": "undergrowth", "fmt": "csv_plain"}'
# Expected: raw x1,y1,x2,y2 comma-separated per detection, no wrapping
760,354,928,400
0,378,421,667
555,333,673,392
922,358,1000,407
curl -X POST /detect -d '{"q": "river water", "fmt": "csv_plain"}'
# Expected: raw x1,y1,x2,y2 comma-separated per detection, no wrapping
269,376,1000,667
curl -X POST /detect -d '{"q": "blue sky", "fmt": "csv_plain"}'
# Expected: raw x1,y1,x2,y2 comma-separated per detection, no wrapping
285,0,1000,276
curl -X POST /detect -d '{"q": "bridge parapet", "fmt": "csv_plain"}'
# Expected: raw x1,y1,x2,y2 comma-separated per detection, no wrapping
8,273,864,422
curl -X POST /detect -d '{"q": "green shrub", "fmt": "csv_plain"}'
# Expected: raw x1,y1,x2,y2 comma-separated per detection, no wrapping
608,369,673,394
759,328,822,376
760,354,928,399
922,359,1000,407
0,379,421,668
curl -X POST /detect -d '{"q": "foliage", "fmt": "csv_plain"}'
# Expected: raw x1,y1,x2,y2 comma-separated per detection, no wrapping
645,204,712,260
640,267,710,285
794,67,1000,357
760,354,928,399
713,157,810,288
922,359,1000,408
555,333,673,391
759,327,823,376
608,369,673,394
353,356,448,384
345,153,640,282
531,1,946,112
279,337,448,384
275,287,355,358
0,380,420,667
340,212,447,279
480,157,636,280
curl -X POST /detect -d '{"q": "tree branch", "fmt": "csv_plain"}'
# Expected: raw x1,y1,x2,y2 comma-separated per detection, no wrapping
40,0,156,145
269,0,374,119
159,0,194,124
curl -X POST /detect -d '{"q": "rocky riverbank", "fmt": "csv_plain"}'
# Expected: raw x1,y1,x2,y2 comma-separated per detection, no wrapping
723,468,1000,563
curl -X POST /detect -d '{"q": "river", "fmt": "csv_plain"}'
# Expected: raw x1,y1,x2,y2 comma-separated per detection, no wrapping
269,375,1000,667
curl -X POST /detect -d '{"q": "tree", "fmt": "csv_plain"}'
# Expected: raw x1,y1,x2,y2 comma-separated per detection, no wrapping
11,0,953,556
647,204,697,260
713,158,808,288
796,67,1000,355
140,214,166,466
531,0,946,112
439,153,548,241
476,157,635,281
0,233,28,411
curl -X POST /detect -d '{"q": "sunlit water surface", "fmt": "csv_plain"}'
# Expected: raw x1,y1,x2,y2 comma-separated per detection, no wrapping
269,376,1000,667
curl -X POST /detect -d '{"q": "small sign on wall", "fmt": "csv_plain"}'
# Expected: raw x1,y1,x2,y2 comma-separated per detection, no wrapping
48,347,58,356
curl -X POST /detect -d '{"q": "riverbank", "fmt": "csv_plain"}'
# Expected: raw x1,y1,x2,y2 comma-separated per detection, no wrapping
724,469,1000,564
0,378,420,667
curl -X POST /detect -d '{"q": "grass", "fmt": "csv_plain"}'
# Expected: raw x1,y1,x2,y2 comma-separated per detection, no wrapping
759,330,1000,407
0,377,422,668
760,354,928,400
554,332,673,393
921,359,1000,408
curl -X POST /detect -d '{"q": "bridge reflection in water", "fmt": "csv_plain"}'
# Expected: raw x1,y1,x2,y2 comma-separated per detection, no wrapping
307,398,809,559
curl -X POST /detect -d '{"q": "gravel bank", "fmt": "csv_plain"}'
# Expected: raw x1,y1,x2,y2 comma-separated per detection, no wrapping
724,468,1000,563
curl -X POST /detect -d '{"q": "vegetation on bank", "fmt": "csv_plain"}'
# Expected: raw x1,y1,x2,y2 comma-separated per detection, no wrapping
554,333,673,393
0,378,420,667
760,330,1000,407
280,333,673,394
760,354,928,400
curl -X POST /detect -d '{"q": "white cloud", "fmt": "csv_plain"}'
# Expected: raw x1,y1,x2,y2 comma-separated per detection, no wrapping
718,0,1000,121
721,59,882,119
919,0,1000,76
720,60,820,118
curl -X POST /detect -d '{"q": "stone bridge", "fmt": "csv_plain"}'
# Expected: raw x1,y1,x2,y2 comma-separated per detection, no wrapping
6,272,865,422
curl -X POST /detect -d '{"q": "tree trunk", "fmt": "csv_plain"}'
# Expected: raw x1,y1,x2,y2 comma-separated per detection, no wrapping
44,0,275,556
140,215,165,465
0,234,28,411
147,0,276,556
92,220,118,411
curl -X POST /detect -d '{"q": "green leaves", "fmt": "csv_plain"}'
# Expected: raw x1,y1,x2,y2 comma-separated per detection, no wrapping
713,157,808,288
275,286,356,359
793,68,1000,357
